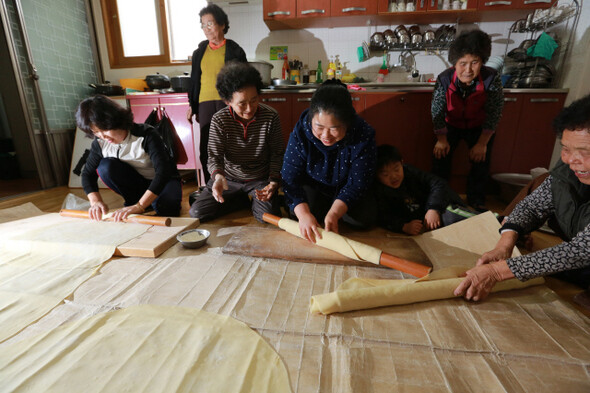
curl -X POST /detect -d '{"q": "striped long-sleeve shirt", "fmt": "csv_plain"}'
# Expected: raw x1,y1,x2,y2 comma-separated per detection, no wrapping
207,103,284,182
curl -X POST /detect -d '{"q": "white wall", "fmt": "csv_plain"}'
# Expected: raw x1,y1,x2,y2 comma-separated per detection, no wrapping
94,0,589,93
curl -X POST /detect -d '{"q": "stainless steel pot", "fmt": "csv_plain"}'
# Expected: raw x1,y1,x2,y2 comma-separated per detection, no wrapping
249,60,274,87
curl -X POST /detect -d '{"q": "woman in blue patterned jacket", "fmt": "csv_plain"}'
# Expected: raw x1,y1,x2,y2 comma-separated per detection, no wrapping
281,80,377,243
454,94,590,303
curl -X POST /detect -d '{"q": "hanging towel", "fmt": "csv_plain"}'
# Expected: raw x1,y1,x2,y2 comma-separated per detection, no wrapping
527,32,558,60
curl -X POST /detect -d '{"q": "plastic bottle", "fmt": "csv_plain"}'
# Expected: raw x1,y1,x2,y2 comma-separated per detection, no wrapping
335,55,342,80
282,56,290,80
327,56,336,80
302,64,310,84
316,60,323,83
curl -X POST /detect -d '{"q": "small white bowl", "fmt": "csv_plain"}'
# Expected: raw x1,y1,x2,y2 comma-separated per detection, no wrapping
177,229,210,249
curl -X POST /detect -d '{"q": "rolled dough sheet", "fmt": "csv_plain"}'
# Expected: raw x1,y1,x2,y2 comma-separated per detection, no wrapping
310,266,545,314
0,305,292,393
0,214,147,342
278,217,381,264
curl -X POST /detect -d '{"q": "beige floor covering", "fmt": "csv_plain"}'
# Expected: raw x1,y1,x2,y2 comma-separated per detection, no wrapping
1,208,589,392
0,210,147,343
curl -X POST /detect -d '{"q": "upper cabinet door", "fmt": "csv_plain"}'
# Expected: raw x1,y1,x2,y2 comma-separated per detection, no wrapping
426,0,478,11
297,0,331,18
331,1,377,17
478,0,554,10
263,0,296,20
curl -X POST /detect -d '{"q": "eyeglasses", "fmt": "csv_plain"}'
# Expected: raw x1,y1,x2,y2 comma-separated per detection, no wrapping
200,20,216,30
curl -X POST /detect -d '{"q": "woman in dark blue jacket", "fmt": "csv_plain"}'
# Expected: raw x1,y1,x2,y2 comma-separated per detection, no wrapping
281,81,377,243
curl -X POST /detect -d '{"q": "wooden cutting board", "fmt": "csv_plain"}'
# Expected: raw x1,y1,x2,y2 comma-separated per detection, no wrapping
222,226,432,268
114,217,199,258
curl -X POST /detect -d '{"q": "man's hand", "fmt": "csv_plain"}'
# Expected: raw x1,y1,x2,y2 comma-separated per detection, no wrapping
111,203,145,222
212,175,228,203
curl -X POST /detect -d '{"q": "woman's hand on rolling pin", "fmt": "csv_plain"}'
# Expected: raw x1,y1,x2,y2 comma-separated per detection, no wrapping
433,139,450,159
324,212,339,234
255,182,278,202
403,220,423,235
299,212,322,243
469,142,487,162
212,175,229,203
424,209,441,230
111,203,144,222
88,201,108,221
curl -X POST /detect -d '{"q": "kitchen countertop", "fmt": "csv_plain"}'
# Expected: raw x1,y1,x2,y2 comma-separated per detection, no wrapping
261,84,569,94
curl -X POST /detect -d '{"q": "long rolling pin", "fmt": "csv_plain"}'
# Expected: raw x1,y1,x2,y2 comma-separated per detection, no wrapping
60,209,171,227
263,213,431,277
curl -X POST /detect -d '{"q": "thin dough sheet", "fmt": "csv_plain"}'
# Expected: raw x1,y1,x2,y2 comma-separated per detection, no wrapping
0,305,292,393
310,266,545,314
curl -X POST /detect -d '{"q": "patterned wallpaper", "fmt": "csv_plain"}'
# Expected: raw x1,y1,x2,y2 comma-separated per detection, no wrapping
18,0,97,131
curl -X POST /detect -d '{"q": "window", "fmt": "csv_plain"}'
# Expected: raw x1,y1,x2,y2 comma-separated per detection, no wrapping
100,0,207,68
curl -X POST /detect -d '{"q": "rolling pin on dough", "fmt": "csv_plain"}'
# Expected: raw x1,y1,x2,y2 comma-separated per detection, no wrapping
262,213,431,278
60,209,171,227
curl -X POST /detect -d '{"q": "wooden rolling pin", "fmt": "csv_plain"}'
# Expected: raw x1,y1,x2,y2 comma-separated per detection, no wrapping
263,213,431,277
60,209,171,227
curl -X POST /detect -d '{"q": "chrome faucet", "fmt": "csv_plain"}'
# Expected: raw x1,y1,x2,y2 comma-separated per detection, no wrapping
395,50,420,78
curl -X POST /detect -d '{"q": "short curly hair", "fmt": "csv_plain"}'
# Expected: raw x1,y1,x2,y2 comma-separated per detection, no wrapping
553,94,590,137
448,30,492,65
199,4,229,34
76,94,133,137
216,62,263,102
308,79,355,128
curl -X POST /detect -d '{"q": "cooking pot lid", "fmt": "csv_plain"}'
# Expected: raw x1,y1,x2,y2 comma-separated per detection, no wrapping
249,59,274,68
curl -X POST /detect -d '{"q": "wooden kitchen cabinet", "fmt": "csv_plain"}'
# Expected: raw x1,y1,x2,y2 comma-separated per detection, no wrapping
297,0,331,18
331,1,377,17
127,94,198,171
489,94,523,174
261,94,293,144
263,0,296,22
508,93,566,173
477,0,555,11
362,92,433,171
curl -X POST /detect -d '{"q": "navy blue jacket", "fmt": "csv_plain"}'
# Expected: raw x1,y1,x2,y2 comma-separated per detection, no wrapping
281,109,377,211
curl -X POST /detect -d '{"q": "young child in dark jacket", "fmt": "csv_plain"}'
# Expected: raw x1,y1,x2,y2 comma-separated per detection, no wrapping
375,144,474,235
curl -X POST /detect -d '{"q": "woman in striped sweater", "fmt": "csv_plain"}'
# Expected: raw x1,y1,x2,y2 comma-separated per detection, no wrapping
189,62,284,223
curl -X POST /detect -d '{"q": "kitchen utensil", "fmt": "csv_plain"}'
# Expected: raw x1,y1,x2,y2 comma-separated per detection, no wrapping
145,73,171,90
60,209,171,226
262,213,432,277
88,81,124,96
177,228,210,249
272,78,297,86
370,32,386,49
249,60,274,87
408,25,420,36
362,41,371,59
379,54,389,76
394,25,408,38
519,39,536,51
411,32,423,45
170,72,191,93
424,30,435,43
383,29,397,48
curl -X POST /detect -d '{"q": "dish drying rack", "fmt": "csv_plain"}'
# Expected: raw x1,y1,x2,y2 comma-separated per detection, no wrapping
501,0,580,88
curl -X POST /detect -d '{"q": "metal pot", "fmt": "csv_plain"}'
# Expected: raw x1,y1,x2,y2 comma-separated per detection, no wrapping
249,60,274,87
88,81,124,96
170,72,191,92
145,73,170,90
370,32,386,49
